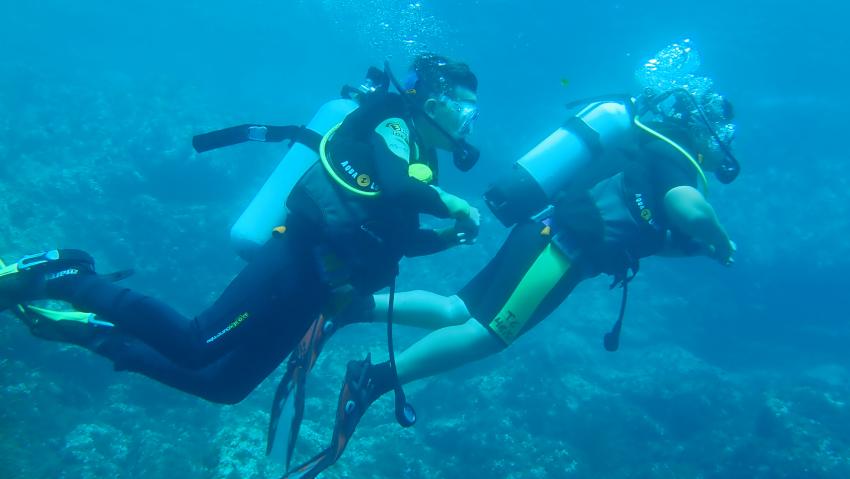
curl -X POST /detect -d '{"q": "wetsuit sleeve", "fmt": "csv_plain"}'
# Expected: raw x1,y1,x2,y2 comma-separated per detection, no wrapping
403,229,453,257
370,119,452,218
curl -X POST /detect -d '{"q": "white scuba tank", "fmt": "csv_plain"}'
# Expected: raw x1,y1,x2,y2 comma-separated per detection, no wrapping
485,99,637,227
230,98,359,256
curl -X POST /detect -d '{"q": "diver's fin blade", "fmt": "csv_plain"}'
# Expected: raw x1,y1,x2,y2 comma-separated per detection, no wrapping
281,447,336,479
286,375,309,469
267,364,297,456
24,306,94,324
270,391,298,468
267,315,329,466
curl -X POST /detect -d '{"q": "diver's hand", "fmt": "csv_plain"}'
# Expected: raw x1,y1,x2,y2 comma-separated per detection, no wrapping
455,206,480,242
706,239,736,266
437,207,480,246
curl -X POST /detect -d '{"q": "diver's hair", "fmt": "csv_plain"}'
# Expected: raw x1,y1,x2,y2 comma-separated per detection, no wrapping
408,53,477,105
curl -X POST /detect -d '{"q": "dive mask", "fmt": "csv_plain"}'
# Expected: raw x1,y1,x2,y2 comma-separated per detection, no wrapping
439,95,480,137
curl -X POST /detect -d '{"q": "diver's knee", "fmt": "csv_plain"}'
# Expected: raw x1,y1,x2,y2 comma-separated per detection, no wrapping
446,295,471,325
462,318,507,354
210,387,251,405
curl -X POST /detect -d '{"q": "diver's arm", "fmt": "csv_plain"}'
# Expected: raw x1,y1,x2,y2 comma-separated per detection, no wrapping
656,231,705,257
369,126,453,218
403,220,478,257
664,186,735,264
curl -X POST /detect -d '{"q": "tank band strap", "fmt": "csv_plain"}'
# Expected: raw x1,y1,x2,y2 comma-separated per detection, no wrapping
191,124,323,154
563,116,603,158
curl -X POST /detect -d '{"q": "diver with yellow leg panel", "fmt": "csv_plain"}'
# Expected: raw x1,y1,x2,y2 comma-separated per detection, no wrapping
285,40,739,478
0,54,482,412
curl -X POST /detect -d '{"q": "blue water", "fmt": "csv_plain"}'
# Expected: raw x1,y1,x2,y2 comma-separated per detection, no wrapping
1,1,848,478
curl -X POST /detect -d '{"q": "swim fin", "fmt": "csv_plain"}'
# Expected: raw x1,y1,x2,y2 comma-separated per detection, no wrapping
1,254,129,346
12,304,114,346
281,355,379,479
0,249,132,312
267,314,338,470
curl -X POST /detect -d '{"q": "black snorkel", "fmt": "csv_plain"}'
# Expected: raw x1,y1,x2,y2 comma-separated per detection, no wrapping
383,60,480,172
639,88,740,184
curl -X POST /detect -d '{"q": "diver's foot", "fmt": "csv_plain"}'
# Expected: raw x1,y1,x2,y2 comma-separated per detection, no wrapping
337,356,396,428
0,249,95,311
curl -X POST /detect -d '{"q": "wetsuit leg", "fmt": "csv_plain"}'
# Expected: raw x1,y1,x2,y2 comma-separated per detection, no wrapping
458,221,587,346
51,229,326,369
95,331,293,404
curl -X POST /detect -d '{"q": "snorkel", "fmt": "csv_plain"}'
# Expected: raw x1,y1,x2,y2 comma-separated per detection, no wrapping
384,60,481,172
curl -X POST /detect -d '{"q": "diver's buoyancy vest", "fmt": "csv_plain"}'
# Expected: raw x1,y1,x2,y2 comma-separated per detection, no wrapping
228,98,359,257
228,94,435,259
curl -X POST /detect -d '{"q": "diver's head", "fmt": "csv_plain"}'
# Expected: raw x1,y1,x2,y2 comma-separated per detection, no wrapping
405,53,479,149
636,39,740,183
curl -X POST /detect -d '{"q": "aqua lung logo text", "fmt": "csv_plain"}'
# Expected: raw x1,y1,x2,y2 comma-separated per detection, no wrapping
339,160,379,191
206,312,249,344
634,193,659,229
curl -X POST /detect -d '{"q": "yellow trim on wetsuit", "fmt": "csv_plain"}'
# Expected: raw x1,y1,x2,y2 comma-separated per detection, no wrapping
633,115,710,194
488,243,573,344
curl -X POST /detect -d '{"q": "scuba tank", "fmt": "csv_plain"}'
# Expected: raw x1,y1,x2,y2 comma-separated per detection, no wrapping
229,99,358,256
192,67,388,259
484,98,637,227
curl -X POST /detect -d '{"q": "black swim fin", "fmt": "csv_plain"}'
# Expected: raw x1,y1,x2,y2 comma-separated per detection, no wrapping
281,356,377,479
268,314,338,470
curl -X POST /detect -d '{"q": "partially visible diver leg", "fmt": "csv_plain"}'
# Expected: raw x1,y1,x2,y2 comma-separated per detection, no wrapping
92,328,296,405
4,229,324,371
394,318,503,384
385,239,586,385
371,290,470,329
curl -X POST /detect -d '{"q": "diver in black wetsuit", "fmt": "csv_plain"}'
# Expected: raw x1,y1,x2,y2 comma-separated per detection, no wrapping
0,53,482,404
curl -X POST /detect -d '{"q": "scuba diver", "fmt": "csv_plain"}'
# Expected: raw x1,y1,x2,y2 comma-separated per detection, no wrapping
278,39,740,479
0,53,482,406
